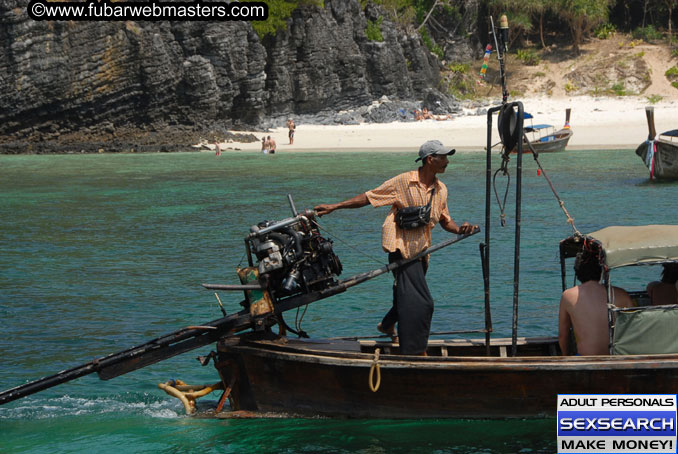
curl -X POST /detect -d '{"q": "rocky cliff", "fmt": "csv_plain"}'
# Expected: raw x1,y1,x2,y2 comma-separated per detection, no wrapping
0,0,457,152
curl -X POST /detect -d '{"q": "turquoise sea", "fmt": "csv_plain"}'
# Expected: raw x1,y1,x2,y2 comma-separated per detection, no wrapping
0,149,675,453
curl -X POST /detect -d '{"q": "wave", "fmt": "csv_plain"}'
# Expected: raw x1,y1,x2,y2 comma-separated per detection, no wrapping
0,393,183,420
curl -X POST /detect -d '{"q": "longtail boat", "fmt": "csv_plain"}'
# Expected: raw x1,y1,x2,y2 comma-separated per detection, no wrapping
3,103,677,420
512,109,573,154
635,106,678,180
213,225,678,419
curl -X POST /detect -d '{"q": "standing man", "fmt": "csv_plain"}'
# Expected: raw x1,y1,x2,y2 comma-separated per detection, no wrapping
267,136,277,154
314,140,477,355
287,119,295,145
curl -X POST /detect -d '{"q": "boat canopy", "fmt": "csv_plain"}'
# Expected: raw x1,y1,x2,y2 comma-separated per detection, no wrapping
560,225,678,269
523,112,534,119
525,124,553,133
660,129,678,137
527,124,552,130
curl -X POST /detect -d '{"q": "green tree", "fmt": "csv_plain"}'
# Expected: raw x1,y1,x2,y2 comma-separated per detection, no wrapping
243,0,324,39
490,0,553,48
371,0,417,32
556,0,612,53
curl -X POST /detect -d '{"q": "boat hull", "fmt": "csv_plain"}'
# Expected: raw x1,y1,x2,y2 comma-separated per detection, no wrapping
635,139,678,180
513,128,572,154
216,337,678,419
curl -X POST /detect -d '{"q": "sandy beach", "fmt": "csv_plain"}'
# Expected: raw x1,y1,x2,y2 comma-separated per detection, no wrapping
217,96,678,153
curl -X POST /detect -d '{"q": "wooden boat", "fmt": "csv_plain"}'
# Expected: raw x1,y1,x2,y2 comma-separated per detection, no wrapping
208,106,678,419
214,226,678,417
215,332,678,419
513,109,573,153
635,106,678,180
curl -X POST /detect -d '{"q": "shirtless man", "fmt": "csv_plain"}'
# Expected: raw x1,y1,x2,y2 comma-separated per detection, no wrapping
647,263,678,306
268,136,277,154
558,248,634,356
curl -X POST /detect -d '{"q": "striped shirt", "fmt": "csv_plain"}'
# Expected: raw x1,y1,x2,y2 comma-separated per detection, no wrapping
365,170,451,259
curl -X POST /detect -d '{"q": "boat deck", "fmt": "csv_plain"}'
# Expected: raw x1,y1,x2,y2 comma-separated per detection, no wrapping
218,335,561,358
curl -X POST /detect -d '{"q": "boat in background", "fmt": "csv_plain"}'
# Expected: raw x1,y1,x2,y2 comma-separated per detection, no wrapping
635,106,678,180
513,108,573,153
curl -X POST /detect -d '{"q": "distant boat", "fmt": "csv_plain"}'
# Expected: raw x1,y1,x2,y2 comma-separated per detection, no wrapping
635,106,678,180
514,108,573,153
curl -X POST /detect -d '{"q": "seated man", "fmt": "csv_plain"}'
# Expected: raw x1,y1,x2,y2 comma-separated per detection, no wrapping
647,263,678,306
558,248,634,356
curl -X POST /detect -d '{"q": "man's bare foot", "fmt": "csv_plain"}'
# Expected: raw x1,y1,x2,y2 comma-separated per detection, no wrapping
377,323,398,343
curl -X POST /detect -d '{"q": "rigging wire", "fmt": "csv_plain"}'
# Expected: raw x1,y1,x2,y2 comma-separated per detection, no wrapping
295,303,309,334
523,134,582,237
490,132,581,237
311,218,384,265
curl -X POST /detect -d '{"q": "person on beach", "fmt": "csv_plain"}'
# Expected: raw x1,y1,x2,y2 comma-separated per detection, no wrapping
314,140,477,356
647,263,678,306
422,108,434,120
261,137,269,154
414,110,424,121
558,247,634,356
268,136,276,154
287,119,295,145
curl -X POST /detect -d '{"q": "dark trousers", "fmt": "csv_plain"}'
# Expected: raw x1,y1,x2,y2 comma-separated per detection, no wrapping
381,251,433,355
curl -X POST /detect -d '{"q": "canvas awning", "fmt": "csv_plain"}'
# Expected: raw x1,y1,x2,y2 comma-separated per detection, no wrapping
560,225,678,269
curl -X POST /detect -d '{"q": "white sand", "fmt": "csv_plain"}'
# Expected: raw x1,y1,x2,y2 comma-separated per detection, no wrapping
214,96,678,153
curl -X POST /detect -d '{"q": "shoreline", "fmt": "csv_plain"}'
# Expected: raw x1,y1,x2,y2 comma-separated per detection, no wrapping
215,144,641,153
2,95,677,154
217,96,678,153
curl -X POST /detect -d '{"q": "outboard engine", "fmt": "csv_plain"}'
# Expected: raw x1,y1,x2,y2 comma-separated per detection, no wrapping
242,196,342,305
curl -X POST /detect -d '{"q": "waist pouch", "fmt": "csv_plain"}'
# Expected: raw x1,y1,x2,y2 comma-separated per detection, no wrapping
395,189,434,230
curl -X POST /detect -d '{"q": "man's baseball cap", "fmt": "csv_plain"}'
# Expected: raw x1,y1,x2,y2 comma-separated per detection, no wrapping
415,140,456,162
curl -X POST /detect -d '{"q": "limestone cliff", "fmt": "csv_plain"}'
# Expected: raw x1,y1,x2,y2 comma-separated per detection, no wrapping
0,0,465,152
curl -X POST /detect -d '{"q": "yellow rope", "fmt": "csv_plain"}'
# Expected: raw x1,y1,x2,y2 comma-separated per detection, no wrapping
368,348,381,392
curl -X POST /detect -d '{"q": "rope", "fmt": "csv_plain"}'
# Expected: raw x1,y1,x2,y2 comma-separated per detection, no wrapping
368,348,381,392
492,150,511,227
312,219,384,265
523,134,581,237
